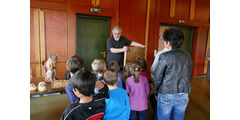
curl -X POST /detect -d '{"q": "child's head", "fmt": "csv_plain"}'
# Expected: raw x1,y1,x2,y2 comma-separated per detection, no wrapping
70,70,96,97
108,61,120,72
122,63,132,83
91,59,106,74
103,69,118,86
67,55,84,74
136,57,147,72
130,60,141,83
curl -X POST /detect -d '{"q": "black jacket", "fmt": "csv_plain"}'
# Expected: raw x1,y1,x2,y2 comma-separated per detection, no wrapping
153,49,193,95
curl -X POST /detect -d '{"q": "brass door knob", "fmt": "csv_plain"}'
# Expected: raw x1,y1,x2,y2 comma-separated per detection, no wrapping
100,52,106,58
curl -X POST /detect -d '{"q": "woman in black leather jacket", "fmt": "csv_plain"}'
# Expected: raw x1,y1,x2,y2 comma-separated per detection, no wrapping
152,28,193,120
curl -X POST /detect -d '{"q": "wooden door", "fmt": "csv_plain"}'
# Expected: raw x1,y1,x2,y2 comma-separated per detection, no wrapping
157,24,194,55
42,9,68,77
76,15,110,71
30,8,45,78
30,8,68,78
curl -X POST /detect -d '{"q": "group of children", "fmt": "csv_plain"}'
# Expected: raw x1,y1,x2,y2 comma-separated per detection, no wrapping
61,55,150,120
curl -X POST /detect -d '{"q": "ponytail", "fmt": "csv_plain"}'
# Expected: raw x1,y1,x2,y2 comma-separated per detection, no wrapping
132,70,140,83
131,60,141,83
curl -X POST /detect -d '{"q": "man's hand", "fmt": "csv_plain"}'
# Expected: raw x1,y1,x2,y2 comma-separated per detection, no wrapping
122,46,128,52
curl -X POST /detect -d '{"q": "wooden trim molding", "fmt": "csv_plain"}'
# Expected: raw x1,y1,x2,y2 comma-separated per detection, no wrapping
203,30,210,73
190,0,196,21
67,0,76,58
144,0,151,61
170,0,176,18
31,0,67,11
33,9,41,77
39,9,46,77
33,9,40,64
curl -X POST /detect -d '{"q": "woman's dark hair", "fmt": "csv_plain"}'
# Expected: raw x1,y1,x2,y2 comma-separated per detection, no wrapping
67,55,84,74
108,61,120,72
136,57,147,72
70,70,96,97
130,60,141,83
163,28,184,49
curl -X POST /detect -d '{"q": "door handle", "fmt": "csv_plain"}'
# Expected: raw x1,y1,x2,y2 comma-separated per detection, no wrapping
100,52,106,58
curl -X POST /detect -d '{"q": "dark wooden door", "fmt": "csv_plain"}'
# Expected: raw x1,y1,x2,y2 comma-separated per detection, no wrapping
76,15,110,71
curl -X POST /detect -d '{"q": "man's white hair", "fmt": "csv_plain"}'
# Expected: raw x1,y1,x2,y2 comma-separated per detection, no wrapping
112,26,122,33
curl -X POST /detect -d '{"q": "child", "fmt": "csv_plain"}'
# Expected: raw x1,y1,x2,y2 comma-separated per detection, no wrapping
126,60,150,120
122,63,132,89
108,61,123,88
61,70,106,120
91,59,109,98
103,69,130,120
136,57,147,77
65,55,84,103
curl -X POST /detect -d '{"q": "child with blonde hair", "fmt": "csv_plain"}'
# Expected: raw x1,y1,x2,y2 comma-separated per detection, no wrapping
122,63,132,89
91,59,109,97
125,60,150,120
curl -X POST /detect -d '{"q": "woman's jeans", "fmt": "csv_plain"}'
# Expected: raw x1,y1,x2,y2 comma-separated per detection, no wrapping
157,93,189,120
129,110,146,120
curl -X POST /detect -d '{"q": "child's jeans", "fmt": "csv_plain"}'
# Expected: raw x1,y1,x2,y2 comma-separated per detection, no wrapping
129,110,146,120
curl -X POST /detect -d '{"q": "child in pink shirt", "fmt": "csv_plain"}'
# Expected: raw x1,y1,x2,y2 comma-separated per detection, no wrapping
125,60,150,120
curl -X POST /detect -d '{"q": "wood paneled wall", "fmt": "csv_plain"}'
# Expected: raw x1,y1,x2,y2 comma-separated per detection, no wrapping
30,0,119,78
119,0,147,45
30,0,210,78
119,0,210,77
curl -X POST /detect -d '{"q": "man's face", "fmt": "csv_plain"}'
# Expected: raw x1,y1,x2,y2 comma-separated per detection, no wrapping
113,29,121,41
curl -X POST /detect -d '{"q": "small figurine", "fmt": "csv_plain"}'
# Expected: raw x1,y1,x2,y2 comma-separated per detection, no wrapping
38,81,47,91
44,54,58,82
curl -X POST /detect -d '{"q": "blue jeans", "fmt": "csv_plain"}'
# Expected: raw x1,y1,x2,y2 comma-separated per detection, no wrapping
157,93,189,120
130,110,146,120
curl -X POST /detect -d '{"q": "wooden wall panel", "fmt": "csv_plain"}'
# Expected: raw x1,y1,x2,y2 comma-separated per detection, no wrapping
30,8,40,64
30,8,42,78
30,64,42,78
174,0,191,19
98,0,114,9
75,0,92,7
31,0,119,78
43,9,68,63
75,6,114,16
119,0,147,44
67,0,76,58
191,27,209,76
159,0,170,18
30,0,67,11
110,0,120,36
193,0,210,23
40,0,67,3
146,0,157,80
55,63,67,78
75,0,113,9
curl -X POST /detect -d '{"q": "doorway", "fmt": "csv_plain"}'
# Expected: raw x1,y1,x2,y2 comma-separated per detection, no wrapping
158,24,195,56
76,15,110,71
